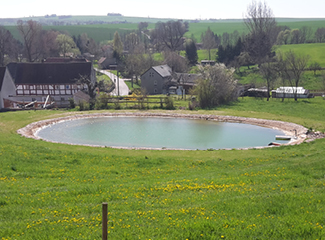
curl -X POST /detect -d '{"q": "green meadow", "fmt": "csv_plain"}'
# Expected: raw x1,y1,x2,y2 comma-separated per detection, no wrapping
4,18,325,43
1,97,325,239
277,43,325,66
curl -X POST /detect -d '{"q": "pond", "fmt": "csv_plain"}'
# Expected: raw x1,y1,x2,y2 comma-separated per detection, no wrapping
36,116,289,150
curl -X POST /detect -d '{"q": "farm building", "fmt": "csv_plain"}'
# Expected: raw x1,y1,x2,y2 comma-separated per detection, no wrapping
141,65,200,95
0,61,96,109
271,87,314,99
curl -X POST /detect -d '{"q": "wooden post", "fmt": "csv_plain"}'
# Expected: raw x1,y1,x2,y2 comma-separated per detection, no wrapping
102,202,108,240
160,97,163,108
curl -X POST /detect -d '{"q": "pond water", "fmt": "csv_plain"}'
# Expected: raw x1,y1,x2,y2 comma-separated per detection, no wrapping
36,117,289,150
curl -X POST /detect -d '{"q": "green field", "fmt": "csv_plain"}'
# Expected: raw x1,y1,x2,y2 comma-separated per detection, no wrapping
277,43,325,66
5,18,325,43
1,97,325,239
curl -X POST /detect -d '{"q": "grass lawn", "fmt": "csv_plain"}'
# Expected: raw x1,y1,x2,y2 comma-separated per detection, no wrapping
277,43,325,67
1,97,325,239
125,80,141,90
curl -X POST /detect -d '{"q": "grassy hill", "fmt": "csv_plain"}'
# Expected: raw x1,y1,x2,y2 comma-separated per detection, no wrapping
4,17,325,43
1,97,325,239
277,43,325,66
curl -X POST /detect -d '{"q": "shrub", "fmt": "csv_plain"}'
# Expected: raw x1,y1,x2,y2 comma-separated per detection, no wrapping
193,64,238,108
164,96,175,110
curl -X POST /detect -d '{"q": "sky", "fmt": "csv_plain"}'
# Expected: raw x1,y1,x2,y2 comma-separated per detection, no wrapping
2,0,325,19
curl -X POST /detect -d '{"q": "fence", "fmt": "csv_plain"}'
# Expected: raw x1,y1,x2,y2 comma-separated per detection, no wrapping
96,95,182,109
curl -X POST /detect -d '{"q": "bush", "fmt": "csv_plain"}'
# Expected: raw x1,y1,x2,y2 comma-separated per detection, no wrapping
78,101,90,111
68,98,75,109
193,64,238,108
164,96,175,110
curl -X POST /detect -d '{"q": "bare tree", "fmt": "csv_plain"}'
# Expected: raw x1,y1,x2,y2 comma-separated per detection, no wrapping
17,20,43,62
163,50,187,73
152,20,188,52
244,1,277,65
259,57,278,101
0,26,17,66
315,28,325,43
278,50,309,101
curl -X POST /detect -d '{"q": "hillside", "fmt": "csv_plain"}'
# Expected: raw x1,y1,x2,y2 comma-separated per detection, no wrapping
3,15,325,43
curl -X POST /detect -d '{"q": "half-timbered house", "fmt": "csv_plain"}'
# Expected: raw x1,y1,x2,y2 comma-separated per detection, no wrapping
0,61,96,109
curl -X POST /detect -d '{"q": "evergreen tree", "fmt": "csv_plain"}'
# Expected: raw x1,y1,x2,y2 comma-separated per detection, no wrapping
112,31,123,61
185,39,198,66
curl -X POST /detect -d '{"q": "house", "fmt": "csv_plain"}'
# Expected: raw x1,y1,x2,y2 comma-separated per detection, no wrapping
98,57,117,69
176,73,201,94
141,65,174,95
0,67,16,109
141,65,201,95
0,61,96,109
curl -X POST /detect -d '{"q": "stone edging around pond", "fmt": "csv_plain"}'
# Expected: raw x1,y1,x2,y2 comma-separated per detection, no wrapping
17,112,313,150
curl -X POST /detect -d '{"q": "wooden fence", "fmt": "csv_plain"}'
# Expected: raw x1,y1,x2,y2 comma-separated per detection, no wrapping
98,96,181,109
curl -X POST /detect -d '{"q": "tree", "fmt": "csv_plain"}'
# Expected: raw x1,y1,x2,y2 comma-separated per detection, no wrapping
309,62,322,75
259,58,278,101
152,20,188,51
56,34,80,57
216,38,242,66
201,27,217,60
193,64,238,108
75,33,98,55
315,28,325,43
163,50,187,73
244,1,277,65
299,26,312,43
76,75,97,109
112,31,123,61
185,39,198,66
276,29,291,45
138,22,148,32
0,26,17,66
278,50,309,101
124,33,140,53
125,44,146,87
17,20,59,61
17,20,42,62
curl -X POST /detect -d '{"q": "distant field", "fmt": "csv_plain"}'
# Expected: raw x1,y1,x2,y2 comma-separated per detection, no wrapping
277,43,325,66
5,18,325,43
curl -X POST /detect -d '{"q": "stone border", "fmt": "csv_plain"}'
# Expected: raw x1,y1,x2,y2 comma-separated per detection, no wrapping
17,112,310,150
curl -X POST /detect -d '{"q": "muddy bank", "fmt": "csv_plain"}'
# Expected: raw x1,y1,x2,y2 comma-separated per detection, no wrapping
17,112,314,150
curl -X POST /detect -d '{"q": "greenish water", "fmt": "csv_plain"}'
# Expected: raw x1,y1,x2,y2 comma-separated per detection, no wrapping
37,117,289,150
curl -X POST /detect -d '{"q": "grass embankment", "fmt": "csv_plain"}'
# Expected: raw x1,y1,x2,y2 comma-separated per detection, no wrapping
1,97,325,239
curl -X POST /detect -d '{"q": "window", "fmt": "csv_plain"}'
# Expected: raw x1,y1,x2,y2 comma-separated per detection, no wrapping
149,72,154,77
154,80,157,86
